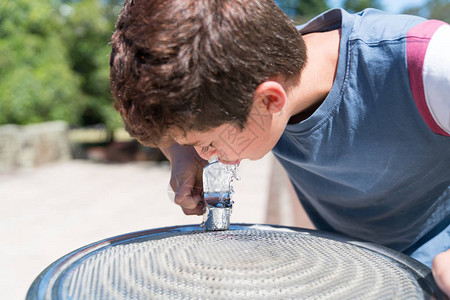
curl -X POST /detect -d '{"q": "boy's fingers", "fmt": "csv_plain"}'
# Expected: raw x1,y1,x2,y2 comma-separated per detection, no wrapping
174,194,197,209
168,165,204,214
174,192,203,210
179,194,203,215
173,175,202,208
181,204,203,216
432,249,450,297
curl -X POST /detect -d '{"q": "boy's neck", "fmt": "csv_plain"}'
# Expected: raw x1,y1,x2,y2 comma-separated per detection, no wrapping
286,29,341,124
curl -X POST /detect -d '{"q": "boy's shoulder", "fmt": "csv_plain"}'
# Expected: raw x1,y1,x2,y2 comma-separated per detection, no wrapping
347,8,426,42
299,8,427,43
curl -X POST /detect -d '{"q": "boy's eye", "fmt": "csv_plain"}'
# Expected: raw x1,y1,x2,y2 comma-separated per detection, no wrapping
201,146,209,152
201,143,214,153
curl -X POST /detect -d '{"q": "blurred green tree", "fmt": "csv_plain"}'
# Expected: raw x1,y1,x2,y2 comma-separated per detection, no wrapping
0,0,82,124
403,0,450,23
276,0,329,23
342,0,383,13
62,0,123,129
0,0,124,129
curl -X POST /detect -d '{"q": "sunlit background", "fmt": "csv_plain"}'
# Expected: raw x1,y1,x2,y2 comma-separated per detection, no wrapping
1,0,449,299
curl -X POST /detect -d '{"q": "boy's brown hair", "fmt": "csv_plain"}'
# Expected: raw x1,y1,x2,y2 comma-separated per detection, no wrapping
110,0,307,148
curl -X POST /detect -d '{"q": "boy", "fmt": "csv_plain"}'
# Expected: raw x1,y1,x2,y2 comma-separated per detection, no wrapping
109,0,450,295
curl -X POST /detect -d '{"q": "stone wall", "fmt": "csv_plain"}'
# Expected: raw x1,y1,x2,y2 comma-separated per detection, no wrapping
0,121,72,173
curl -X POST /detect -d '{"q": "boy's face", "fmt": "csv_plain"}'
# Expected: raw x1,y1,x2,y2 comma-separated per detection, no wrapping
175,104,280,164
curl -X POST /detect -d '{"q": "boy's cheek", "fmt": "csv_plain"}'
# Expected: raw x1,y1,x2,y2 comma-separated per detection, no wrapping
218,126,259,159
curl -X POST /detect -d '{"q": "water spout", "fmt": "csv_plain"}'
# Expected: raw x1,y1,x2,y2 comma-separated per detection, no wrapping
202,158,239,231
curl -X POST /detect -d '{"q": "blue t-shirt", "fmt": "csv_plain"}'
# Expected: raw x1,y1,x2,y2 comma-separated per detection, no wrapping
272,8,450,267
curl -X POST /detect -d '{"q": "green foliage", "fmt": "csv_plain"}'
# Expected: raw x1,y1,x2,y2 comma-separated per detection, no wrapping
403,0,450,23
62,0,122,129
276,0,329,23
0,0,82,124
342,0,383,13
295,0,329,16
0,0,123,129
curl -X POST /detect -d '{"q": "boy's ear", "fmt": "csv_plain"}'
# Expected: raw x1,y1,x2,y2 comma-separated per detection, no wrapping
254,81,287,114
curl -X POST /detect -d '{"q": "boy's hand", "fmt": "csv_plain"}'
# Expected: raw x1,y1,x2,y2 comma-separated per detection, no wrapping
161,143,208,215
432,249,450,297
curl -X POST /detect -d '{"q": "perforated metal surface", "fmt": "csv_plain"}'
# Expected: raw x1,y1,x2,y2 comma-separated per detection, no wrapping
27,224,441,300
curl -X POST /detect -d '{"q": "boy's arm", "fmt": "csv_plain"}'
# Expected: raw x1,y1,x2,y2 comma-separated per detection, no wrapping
160,143,208,215
407,21,450,296
407,21,450,136
432,249,450,297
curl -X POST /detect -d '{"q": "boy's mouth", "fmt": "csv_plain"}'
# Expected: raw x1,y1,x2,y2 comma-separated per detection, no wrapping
219,159,241,165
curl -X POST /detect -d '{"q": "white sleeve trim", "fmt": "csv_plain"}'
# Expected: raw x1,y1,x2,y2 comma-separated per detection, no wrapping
422,24,450,135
